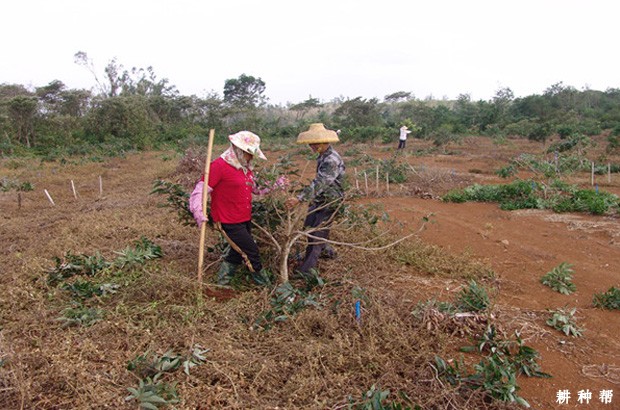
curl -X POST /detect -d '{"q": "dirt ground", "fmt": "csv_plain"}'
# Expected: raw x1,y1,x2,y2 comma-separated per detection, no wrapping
371,136,620,409
1,135,619,409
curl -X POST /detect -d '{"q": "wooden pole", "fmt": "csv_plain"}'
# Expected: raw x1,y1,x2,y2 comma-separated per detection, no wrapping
364,171,369,197
99,176,103,197
608,163,611,183
375,165,379,193
71,180,78,200
44,189,55,206
354,168,359,190
591,162,594,186
386,172,390,194
197,129,215,283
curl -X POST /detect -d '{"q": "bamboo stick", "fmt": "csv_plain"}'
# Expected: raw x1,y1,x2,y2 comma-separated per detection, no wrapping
44,189,55,205
364,171,369,197
197,129,215,283
71,180,78,200
99,175,103,197
591,162,594,186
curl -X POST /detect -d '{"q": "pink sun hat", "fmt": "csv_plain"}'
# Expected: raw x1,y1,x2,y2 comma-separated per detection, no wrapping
228,131,267,160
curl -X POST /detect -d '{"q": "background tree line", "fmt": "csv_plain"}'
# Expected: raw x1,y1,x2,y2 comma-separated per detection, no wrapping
2,53,620,158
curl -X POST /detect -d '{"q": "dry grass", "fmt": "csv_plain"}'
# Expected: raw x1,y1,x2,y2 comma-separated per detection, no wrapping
0,150,529,409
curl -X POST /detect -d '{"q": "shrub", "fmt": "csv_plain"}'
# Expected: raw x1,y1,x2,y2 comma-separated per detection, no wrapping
592,287,620,310
495,164,517,178
552,189,618,215
546,307,584,337
455,280,490,312
540,263,576,295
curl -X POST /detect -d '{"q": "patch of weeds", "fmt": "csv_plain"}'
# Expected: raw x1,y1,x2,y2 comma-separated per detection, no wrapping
546,307,584,337
113,236,163,269
443,179,619,215
438,327,549,408
594,163,620,175
61,279,119,300
455,280,490,312
296,268,325,290
347,384,420,410
125,374,179,410
47,251,109,286
0,176,34,192
56,305,103,328
551,189,619,215
471,354,530,407
442,180,540,211
47,237,162,287
495,164,517,178
127,346,209,379
540,262,576,295
126,345,209,409
465,326,550,379
254,282,322,330
592,287,620,310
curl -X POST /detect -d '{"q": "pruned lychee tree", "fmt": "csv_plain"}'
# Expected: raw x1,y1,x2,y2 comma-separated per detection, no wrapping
154,152,427,284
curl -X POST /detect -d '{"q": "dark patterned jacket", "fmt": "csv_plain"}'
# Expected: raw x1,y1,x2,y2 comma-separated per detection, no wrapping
299,145,345,205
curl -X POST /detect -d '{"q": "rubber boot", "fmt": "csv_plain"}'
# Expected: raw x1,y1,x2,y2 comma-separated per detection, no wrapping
320,244,337,259
251,268,273,287
216,261,239,286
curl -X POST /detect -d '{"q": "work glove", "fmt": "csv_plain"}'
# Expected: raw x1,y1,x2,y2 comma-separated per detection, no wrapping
189,181,209,227
253,175,290,196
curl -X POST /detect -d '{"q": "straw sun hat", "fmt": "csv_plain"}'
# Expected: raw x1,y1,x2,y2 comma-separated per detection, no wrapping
229,131,267,160
296,123,340,145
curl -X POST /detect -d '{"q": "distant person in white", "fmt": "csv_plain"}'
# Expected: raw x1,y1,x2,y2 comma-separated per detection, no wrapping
398,125,411,149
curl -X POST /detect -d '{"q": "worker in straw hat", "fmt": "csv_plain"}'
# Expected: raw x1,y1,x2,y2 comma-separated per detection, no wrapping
189,130,269,286
285,123,345,276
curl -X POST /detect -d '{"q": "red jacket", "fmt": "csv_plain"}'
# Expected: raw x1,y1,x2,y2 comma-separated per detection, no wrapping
202,157,254,223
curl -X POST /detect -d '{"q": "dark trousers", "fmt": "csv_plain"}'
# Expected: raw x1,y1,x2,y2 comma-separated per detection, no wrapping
298,204,336,274
221,221,262,272
397,139,406,149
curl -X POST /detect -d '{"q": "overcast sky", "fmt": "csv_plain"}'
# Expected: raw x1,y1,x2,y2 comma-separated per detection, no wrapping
2,0,619,105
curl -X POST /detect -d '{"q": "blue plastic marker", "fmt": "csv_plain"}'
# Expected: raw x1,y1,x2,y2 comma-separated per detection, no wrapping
355,300,361,322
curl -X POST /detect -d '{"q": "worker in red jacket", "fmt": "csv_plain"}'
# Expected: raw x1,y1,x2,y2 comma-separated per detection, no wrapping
189,131,267,285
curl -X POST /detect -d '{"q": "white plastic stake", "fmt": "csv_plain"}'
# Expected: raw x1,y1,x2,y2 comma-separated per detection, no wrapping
99,175,103,197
